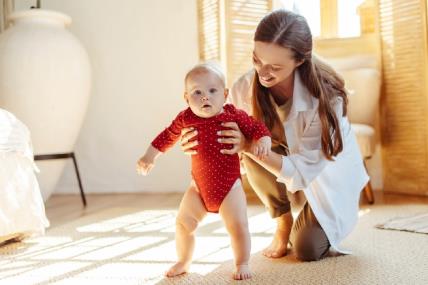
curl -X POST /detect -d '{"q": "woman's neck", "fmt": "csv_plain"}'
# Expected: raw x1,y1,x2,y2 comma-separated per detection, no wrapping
269,72,294,105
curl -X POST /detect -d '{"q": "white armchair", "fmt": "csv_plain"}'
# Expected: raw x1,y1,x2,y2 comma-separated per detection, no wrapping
326,55,381,204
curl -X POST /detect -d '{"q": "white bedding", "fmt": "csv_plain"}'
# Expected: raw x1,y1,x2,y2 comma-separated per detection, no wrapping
0,109,49,239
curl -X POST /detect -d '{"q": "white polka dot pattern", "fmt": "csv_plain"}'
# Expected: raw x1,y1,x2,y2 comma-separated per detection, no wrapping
152,104,271,212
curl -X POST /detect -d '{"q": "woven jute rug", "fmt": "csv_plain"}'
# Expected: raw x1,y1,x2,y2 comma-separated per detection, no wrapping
1,204,427,284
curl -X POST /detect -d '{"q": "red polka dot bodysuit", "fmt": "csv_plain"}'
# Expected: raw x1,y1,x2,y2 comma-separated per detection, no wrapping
151,104,271,213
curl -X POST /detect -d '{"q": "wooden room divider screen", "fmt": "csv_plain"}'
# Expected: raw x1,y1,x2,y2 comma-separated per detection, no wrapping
379,0,428,196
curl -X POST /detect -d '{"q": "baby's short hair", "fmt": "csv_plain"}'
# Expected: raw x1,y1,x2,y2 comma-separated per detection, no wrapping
184,61,226,87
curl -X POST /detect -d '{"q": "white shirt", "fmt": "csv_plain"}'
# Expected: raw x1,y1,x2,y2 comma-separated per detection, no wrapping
229,70,369,252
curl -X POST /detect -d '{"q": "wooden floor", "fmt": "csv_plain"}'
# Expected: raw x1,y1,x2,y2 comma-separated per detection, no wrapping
44,191,428,228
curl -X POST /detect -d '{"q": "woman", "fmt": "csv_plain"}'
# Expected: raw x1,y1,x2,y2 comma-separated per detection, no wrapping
181,10,368,261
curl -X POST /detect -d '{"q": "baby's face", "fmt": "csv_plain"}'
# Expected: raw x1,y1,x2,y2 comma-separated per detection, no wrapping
185,71,227,118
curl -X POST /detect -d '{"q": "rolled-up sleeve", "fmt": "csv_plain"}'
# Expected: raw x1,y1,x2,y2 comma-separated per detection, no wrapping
276,97,345,192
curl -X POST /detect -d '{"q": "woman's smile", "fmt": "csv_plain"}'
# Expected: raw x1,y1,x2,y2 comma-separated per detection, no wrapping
260,75,275,83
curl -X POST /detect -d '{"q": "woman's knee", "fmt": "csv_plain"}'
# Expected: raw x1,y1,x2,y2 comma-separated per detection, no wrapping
293,227,329,261
242,155,290,217
294,243,323,261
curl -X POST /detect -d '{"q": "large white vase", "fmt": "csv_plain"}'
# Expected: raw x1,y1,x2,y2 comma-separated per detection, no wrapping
0,9,91,201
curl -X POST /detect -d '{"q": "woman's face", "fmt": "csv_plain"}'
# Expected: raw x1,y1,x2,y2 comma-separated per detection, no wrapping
253,41,302,88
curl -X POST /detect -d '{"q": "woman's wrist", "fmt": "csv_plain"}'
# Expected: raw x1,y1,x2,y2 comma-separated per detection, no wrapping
244,150,283,177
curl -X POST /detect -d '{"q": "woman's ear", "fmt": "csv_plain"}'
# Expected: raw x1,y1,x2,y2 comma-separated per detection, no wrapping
224,88,229,99
295,59,305,68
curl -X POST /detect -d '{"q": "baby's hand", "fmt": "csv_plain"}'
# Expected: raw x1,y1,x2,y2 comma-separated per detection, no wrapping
251,136,271,160
136,156,154,176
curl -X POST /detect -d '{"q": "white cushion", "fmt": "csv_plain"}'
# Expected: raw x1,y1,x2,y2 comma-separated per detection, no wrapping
339,68,381,125
324,54,379,70
351,123,375,158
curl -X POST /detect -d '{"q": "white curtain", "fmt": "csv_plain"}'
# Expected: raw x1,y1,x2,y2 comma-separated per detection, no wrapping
0,0,14,33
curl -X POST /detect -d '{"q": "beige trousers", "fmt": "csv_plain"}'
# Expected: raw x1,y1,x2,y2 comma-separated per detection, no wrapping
242,145,330,261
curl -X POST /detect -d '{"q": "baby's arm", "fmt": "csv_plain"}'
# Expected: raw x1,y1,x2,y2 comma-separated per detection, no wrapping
136,110,186,175
251,136,272,160
232,106,271,160
136,145,161,175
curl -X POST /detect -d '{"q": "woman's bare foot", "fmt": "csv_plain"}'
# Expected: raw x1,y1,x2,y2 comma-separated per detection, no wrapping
263,212,293,258
262,229,289,258
233,264,252,280
165,261,189,277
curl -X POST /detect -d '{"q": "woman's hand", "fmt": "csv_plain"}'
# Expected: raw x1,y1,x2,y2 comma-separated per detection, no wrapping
180,127,198,155
218,122,248,155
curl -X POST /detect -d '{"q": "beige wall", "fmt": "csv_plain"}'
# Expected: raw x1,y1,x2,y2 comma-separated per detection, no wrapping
15,0,198,193
12,1,383,194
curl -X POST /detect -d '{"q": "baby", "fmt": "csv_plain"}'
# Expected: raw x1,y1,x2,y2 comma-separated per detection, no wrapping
136,63,271,280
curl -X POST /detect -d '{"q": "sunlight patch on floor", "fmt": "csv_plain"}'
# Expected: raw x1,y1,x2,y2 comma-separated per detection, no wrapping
358,208,371,217
76,210,176,233
0,208,277,283
76,236,168,261
212,211,276,235
0,261,91,284
63,262,171,284
0,260,40,277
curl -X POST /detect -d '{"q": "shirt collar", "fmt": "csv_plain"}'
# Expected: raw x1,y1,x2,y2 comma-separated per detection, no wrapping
291,71,315,113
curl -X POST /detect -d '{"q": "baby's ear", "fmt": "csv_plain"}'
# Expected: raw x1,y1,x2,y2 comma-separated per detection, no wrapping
224,88,229,98
183,92,189,102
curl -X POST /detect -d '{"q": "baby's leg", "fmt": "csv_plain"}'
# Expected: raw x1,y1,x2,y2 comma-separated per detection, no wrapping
166,184,207,277
219,180,252,280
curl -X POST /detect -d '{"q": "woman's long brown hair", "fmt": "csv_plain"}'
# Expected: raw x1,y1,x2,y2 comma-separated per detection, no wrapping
252,10,348,160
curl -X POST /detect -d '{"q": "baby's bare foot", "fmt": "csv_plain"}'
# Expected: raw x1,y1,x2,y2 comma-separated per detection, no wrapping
165,262,189,277
233,264,252,280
